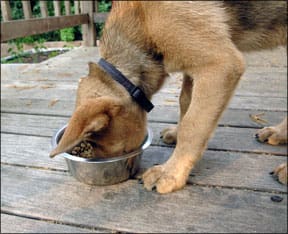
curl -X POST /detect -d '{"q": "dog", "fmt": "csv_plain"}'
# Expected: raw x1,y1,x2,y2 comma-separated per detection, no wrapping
50,1,287,193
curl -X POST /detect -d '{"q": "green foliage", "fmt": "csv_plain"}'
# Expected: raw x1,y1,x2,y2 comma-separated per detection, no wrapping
7,40,24,63
48,51,59,59
98,0,112,12
10,0,24,20
60,28,75,42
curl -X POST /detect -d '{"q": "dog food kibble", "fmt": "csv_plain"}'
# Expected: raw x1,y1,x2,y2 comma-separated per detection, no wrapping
70,141,95,158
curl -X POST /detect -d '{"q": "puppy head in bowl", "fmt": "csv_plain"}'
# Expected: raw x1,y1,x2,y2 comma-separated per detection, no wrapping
50,96,146,159
50,64,147,159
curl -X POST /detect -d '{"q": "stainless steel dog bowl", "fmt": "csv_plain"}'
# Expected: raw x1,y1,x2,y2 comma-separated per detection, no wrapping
51,125,152,185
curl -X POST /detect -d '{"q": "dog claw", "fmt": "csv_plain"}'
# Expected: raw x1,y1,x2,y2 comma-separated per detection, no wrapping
254,133,259,139
152,185,157,192
138,178,143,184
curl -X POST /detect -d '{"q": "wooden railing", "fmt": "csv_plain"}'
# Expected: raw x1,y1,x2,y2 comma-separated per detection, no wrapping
0,0,109,46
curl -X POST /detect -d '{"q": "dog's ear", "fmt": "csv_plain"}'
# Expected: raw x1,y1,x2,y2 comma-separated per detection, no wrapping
49,97,122,158
82,114,110,137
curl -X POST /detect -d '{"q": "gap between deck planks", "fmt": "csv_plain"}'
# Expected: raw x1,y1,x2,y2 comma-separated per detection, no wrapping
1,164,287,233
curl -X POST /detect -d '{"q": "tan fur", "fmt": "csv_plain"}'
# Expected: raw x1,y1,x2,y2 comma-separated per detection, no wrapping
50,1,287,191
50,63,147,158
256,117,288,146
272,163,287,185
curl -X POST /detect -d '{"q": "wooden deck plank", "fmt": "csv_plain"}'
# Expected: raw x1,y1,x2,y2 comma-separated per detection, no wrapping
2,66,287,100
1,164,287,233
149,106,286,128
1,46,286,233
152,123,288,156
1,65,287,98
1,133,286,193
1,213,110,233
1,113,287,155
1,76,287,111
1,92,287,113
143,147,287,193
152,90,287,111
1,63,287,96
1,103,286,129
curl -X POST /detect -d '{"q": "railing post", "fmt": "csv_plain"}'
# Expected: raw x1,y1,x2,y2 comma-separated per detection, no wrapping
22,1,33,19
1,1,12,21
64,1,71,15
40,0,48,18
81,1,96,46
53,1,61,16
74,1,80,14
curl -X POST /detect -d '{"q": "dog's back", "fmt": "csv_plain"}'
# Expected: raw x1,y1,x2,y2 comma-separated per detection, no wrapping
108,1,286,53
224,1,287,51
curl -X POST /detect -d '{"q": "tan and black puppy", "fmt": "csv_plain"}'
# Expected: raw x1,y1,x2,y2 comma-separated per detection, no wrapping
50,1,287,192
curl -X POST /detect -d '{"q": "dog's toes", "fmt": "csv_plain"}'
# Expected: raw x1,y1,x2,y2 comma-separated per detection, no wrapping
142,165,164,191
271,163,287,185
160,126,177,144
255,127,286,145
142,164,187,194
256,127,274,143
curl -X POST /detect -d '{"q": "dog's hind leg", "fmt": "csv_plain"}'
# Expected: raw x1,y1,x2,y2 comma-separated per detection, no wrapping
143,46,245,193
161,74,193,144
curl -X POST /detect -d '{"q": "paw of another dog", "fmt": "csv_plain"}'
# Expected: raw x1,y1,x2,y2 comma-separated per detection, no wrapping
142,164,186,194
255,126,287,145
160,126,177,144
271,163,287,185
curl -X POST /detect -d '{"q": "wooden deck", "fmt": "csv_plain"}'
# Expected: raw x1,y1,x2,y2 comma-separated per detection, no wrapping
1,46,287,233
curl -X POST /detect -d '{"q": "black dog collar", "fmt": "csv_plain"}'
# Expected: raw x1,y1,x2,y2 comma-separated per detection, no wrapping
98,58,154,112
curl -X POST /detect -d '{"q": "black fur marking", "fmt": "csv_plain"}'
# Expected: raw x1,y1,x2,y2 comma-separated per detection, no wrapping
224,1,257,30
224,1,287,31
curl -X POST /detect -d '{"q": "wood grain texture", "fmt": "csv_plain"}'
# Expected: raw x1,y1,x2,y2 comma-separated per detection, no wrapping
74,1,80,15
1,132,286,193
1,214,110,233
81,1,96,46
53,1,61,17
2,86,287,111
151,122,288,155
1,100,286,129
39,1,48,18
1,46,286,233
1,1,12,21
22,0,32,19
1,165,287,233
1,15,89,42
64,0,71,16
1,113,287,155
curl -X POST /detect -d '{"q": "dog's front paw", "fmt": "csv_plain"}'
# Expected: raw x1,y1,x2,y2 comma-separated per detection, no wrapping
160,126,177,144
142,164,187,194
255,126,287,145
271,163,287,185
